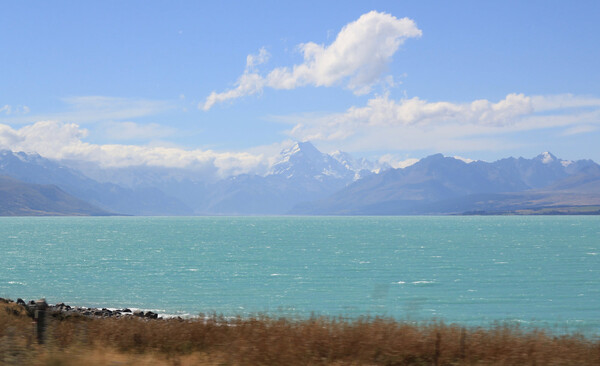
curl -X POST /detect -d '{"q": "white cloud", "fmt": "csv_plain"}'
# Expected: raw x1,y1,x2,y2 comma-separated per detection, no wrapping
246,47,270,70
286,93,535,142
201,11,422,110
0,104,30,116
0,121,268,178
201,48,271,111
16,121,89,155
280,93,600,153
203,73,266,111
0,123,22,146
266,11,421,93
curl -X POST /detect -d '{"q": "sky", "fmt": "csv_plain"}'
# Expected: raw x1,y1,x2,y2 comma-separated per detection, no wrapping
1,0,600,177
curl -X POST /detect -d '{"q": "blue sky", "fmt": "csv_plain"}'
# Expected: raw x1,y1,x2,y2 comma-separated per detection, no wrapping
1,1,599,175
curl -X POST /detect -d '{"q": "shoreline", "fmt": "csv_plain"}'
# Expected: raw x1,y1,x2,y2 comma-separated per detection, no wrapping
1,298,599,365
0,297,163,320
2,296,598,338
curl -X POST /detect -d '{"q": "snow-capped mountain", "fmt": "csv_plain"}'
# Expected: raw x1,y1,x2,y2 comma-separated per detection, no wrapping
330,150,391,180
194,142,358,214
1,147,599,216
0,143,370,215
269,141,355,181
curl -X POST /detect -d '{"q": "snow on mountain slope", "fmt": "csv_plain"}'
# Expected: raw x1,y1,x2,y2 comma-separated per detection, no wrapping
269,141,355,182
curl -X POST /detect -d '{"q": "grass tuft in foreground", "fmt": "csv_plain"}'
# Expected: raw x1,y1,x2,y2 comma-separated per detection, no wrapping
1,302,599,365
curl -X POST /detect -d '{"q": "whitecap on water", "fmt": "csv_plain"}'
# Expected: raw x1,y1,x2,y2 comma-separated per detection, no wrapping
7,281,26,286
411,280,436,286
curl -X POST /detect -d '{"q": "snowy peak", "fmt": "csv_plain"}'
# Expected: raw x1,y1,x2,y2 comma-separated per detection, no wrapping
330,150,372,171
0,150,85,181
270,141,354,182
271,142,390,182
1,150,45,167
535,151,558,164
330,150,390,179
278,141,323,164
533,151,577,169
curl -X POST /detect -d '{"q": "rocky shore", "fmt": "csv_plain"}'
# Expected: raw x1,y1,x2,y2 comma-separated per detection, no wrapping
0,297,161,319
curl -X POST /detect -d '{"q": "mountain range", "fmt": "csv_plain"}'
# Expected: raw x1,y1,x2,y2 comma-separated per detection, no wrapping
0,144,599,216
291,151,600,215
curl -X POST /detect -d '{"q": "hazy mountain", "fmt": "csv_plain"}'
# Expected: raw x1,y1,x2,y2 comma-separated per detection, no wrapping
0,143,364,216
194,142,358,214
1,147,598,216
292,152,600,215
62,161,216,214
0,175,111,216
0,150,192,215
58,141,373,215
330,150,390,180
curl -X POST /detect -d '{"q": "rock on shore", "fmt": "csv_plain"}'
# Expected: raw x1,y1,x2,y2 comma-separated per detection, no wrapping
1,297,160,319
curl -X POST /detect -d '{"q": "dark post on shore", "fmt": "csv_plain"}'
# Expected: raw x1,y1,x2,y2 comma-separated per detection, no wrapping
34,298,48,344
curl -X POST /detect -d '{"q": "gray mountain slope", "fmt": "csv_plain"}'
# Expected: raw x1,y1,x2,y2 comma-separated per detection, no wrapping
0,150,192,215
0,175,112,216
291,152,600,215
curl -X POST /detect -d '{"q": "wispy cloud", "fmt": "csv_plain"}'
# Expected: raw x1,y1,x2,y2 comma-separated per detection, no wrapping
201,11,422,110
561,124,598,136
530,94,600,111
101,121,177,141
1,96,174,125
59,96,174,123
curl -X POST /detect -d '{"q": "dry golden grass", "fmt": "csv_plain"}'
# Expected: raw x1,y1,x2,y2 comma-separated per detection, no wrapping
1,302,599,365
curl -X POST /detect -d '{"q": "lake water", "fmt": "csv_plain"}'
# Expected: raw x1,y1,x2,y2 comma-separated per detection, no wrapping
1,216,598,334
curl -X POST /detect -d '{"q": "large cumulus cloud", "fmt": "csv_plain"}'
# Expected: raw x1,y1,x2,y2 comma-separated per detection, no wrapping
201,11,422,110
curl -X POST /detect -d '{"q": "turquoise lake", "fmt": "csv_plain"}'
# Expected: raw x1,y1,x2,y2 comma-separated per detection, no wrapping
1,216,598,334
